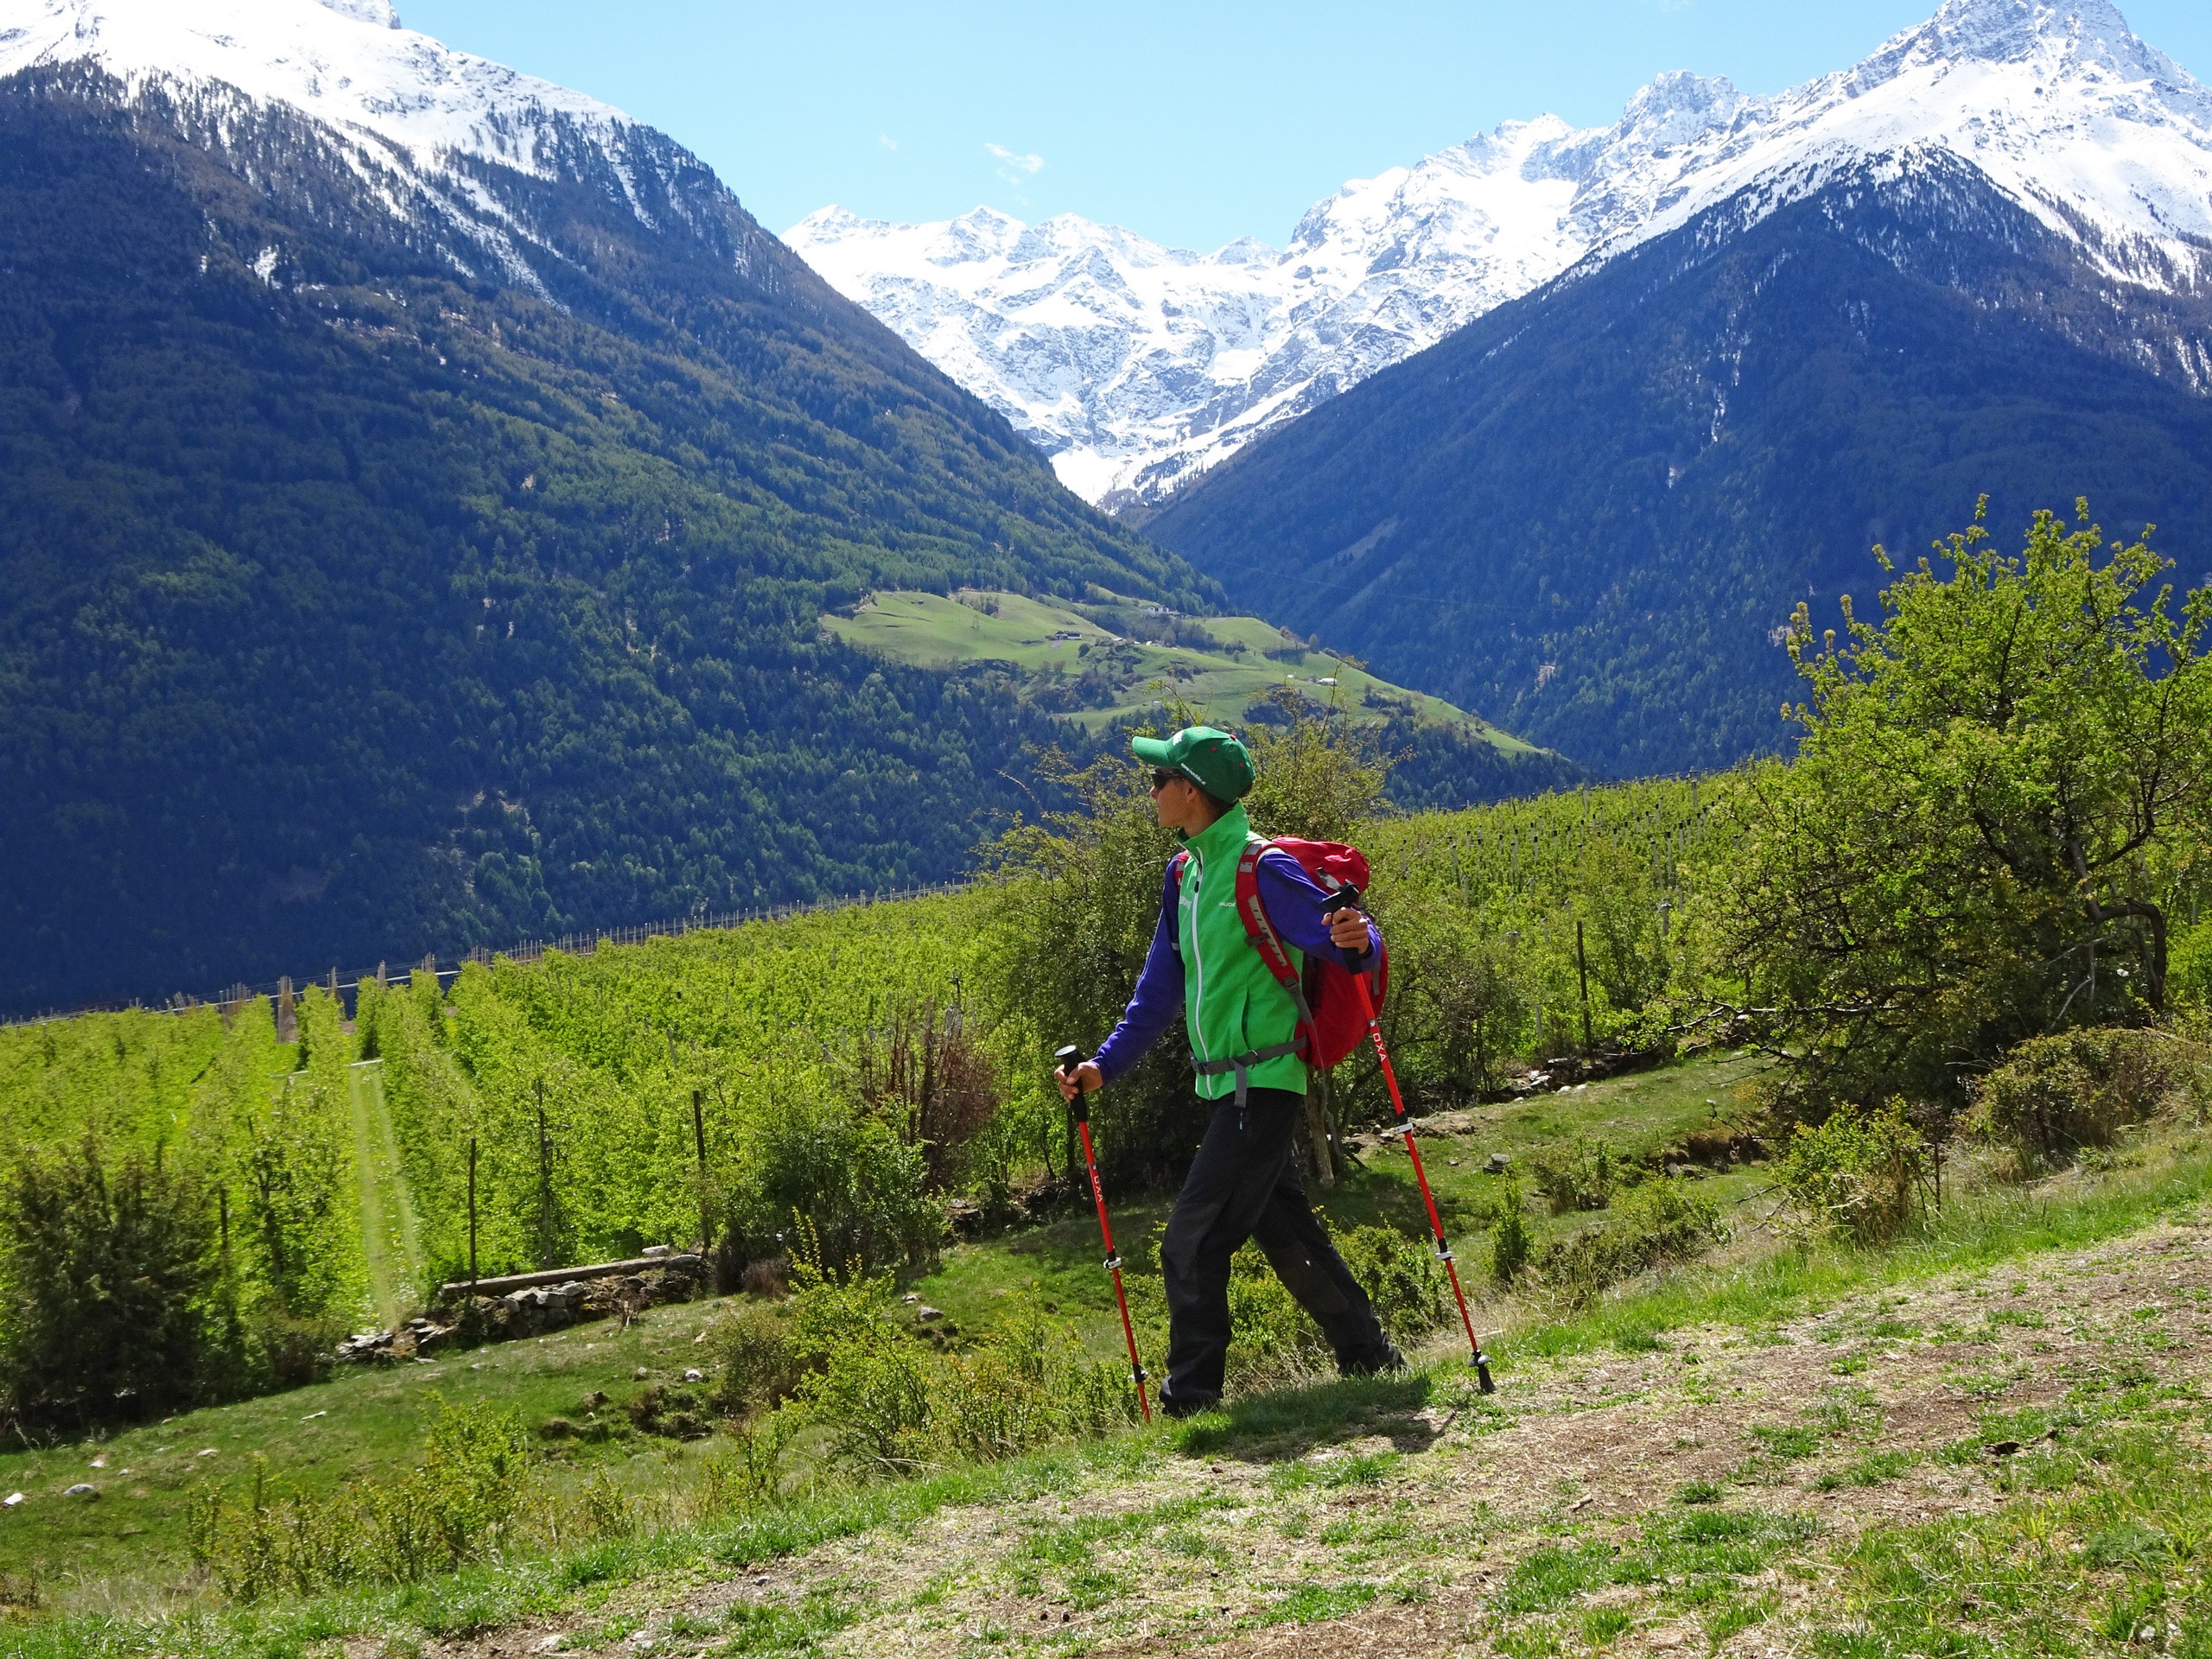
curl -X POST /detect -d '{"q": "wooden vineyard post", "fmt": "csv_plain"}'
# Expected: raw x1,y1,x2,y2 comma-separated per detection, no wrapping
534,1080,557,1269
467,1134,480,1291
692,1088,713,1254
1575,919,1594,1052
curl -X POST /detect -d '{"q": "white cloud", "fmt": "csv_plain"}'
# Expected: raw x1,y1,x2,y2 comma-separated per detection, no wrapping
876,133,899,151
985,142,1045,187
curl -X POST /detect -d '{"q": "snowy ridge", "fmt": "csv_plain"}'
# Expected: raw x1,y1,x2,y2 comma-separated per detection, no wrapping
0,0,634,177
788,0,2212,508
0,0,727,296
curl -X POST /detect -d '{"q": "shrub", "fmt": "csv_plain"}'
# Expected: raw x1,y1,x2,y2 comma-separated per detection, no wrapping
1966,1028,2210,1163
0,1138,223,1428
2171,921,2212,1014
785,1254,938,1473
935,1305,1132,1462
1529,1137,1623,1214
721,1094,940,1276
694,1415,795,1516
1337,1223,1450,1340
1539,1184,1726,1307
247,1306,343,1391
574,1470,632,1540
188,1397,534,1598
1490,1183,1533,1284
705,1301,803,1418
855,998,1001,1192
1380,899,1529,1105
626,1382,712,1440
1776,1100,1923,1243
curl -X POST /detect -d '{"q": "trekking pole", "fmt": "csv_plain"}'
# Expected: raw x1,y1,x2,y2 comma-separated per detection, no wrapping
1055,1045,1153,1423
1322,889,1495,1393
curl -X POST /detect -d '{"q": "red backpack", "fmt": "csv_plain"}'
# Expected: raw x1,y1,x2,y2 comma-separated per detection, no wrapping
1169,836,1389,1071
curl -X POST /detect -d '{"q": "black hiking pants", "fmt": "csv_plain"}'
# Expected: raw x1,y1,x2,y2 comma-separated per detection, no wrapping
1157,1086,1393,1413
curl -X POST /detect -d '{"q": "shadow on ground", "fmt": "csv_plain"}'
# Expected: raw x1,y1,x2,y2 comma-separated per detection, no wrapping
1175,1372,1452,1463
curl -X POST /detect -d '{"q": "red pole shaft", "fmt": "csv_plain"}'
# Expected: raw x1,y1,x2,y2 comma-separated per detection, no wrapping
1076,1116,1152,1423
1350,974,1491,1382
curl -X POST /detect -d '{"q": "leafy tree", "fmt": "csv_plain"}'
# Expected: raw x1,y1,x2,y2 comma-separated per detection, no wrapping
1708,501,2212,1120
986,746,1192,1189
1242,688,1389,842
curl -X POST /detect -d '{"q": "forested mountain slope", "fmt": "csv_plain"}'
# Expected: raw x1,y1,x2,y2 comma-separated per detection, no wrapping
0,3,1210,1015
1151,151,2212,775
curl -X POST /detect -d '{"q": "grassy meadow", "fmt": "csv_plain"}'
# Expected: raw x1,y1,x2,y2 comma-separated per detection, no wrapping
822,588,1529,745
3,1083,2209,1656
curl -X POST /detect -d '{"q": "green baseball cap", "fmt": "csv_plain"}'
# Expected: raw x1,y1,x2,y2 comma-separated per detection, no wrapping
1131,725,1254,803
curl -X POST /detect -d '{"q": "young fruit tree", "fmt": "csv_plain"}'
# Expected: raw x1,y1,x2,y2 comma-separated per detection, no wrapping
1711,500,2212,1123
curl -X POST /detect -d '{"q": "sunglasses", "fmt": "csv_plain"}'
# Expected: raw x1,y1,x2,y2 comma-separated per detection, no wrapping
1149,769,1180,791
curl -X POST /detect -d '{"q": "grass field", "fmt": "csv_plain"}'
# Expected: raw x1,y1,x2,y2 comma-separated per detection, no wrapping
10,1102,2212,1656
346,1062,425,1330
0,1048,1764,1624
820,590,1534,747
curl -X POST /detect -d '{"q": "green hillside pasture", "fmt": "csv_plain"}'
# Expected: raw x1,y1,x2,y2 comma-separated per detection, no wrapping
823,589,1532,748
0,1294,734,1623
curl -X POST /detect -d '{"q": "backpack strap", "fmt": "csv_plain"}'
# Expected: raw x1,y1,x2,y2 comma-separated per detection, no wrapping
1234,837,1322,1046
1192,1039,1304,1109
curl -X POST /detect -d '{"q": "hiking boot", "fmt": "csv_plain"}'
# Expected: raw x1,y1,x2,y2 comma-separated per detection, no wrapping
1338,1341,1407,1378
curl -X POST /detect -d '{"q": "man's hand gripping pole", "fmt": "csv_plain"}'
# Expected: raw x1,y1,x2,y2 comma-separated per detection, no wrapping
1321,888,1495,1393
1055,1045,1153,1423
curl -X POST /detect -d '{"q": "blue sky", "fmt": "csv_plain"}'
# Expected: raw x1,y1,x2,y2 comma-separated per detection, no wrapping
404,0,2212,252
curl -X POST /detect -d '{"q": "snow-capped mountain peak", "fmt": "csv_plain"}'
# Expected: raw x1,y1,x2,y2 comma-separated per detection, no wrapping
787,0,2212,509
1879,0,2162,77
0,0,636,179
0,0,799,307
315,0,398,28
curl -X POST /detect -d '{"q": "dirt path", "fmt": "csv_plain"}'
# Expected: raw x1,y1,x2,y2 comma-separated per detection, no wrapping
346,1058,425,1328
435,1219,2212,1659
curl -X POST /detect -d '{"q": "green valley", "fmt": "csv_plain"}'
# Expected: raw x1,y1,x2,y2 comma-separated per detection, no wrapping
823,590,1536,749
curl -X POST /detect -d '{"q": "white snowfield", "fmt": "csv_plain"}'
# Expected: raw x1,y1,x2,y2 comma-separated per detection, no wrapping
0,0,635,175
0,0,702,295
787,0,2212,508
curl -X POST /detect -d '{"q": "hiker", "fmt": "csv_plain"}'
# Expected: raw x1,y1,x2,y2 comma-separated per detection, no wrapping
1055,725,1401,1417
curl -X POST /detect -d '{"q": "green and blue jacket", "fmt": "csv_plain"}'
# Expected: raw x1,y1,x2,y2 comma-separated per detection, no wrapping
1092,803,1376,1102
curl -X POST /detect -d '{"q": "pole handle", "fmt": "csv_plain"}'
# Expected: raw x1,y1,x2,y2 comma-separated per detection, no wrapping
1055,1043,1092,1124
